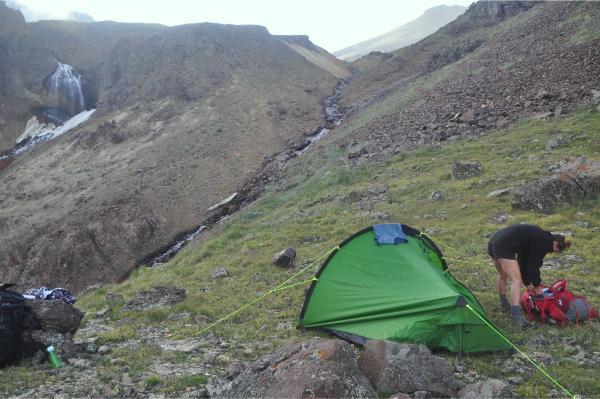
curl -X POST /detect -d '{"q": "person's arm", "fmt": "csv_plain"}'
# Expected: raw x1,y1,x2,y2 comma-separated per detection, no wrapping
527,283,543,295
525,234,552,289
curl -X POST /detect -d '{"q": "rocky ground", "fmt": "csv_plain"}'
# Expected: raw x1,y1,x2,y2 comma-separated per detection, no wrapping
14,284,600,398
338,2,600,160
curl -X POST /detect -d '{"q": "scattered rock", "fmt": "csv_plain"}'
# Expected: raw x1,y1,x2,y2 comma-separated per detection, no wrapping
507,376,523,385
542,254,584,270
358,340,459,397
528,352,555,365
458,379,513,398
528,334,551,348
106,292,125,304
158,339,201,353
490,212,513,224
272,248,296,268
194,314,210,325
114,317,133,328
121,285,186,312
367,184,388,195
121,373,133,386
67,358,90,368
167,311,191,320
459,110,476,123
532,111,553,120
487,188,512,198
428,190,445,202
276,322,292,330
545,136,570,151
575,221,590,228
222,340,375,398
452,161,483,179
199,352,218,366
212,267,229,279
226,362,246,380
348,146,369,160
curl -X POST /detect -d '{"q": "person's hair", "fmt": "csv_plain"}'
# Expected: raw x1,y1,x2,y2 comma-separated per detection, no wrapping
552,234,571,252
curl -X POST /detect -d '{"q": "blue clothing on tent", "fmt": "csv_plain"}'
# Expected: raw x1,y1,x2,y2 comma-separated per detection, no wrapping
373,224,408,244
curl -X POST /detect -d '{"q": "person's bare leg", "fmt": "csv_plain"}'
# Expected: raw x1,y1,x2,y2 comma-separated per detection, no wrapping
497,258,523,305
492,257,510,312
492,257,507,296
497,258,533,328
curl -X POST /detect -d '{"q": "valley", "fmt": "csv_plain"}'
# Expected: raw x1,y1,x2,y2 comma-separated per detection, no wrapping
0,1,599,398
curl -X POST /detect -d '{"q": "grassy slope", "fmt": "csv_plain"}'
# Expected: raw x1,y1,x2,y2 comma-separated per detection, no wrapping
2,8,599,391
3,108,596,396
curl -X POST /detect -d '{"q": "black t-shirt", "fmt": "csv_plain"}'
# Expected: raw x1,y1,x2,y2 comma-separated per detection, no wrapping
488,224,554,286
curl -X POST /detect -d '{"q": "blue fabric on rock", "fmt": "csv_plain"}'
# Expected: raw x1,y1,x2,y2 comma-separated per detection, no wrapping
24,286,76,304
373,224,408,245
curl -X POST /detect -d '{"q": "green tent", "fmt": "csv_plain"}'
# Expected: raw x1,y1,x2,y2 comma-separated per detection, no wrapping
298,224,511,352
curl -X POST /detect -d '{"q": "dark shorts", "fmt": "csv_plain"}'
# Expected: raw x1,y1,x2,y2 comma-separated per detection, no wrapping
487,241,516,260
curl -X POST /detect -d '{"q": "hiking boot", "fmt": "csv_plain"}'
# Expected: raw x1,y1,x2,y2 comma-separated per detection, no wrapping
499,303,511,314
512,316,537,330
510,305,536,329
499,294,511,314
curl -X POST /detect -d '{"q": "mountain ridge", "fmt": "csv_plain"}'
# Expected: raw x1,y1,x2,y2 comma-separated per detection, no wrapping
334,5,466,61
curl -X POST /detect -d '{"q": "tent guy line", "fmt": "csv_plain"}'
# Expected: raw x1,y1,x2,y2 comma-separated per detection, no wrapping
195,246,338,336
466,304,575,399
192,227,573,397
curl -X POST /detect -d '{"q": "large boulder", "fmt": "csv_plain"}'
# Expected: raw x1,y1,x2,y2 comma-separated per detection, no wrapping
458,379,513,398
25,299,84,334
121,285,186,312
358,340,460,397
512,158,600,213
221,339,375,398
452,161,483,179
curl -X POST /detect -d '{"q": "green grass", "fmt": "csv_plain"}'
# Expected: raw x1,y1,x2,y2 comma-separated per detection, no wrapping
567,5,600,44
123,109,599,395
2,109,599,397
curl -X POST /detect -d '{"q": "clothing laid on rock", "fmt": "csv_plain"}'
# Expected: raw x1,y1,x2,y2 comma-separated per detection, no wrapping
487,224,554,286
24,287,76,305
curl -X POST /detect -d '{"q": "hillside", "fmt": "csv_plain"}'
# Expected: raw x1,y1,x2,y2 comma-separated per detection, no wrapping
276,35,351,79
334,5,466,62
1,1,599,398
0,5,348,292
342,1,600,156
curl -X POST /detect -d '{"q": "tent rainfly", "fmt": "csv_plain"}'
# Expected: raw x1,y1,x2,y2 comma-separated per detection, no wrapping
298,224,511,352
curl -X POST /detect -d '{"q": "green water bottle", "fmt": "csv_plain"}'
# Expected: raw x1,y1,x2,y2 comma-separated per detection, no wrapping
46,345,62,369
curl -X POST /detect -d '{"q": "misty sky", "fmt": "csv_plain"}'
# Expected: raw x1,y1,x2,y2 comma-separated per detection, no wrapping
11,0,473,52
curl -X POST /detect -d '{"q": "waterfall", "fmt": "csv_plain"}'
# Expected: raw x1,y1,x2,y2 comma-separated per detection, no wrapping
45,62,86,123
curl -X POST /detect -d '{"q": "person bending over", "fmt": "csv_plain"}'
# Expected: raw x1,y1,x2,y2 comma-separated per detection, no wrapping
487,224,570,327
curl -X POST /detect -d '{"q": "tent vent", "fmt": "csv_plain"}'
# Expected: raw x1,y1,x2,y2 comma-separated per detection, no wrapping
455,296,468,306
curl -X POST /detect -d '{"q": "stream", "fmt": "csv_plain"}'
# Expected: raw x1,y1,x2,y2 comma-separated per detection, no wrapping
146,79,349,266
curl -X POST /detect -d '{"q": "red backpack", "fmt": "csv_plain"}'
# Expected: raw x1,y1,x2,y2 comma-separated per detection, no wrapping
520,279,599,325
